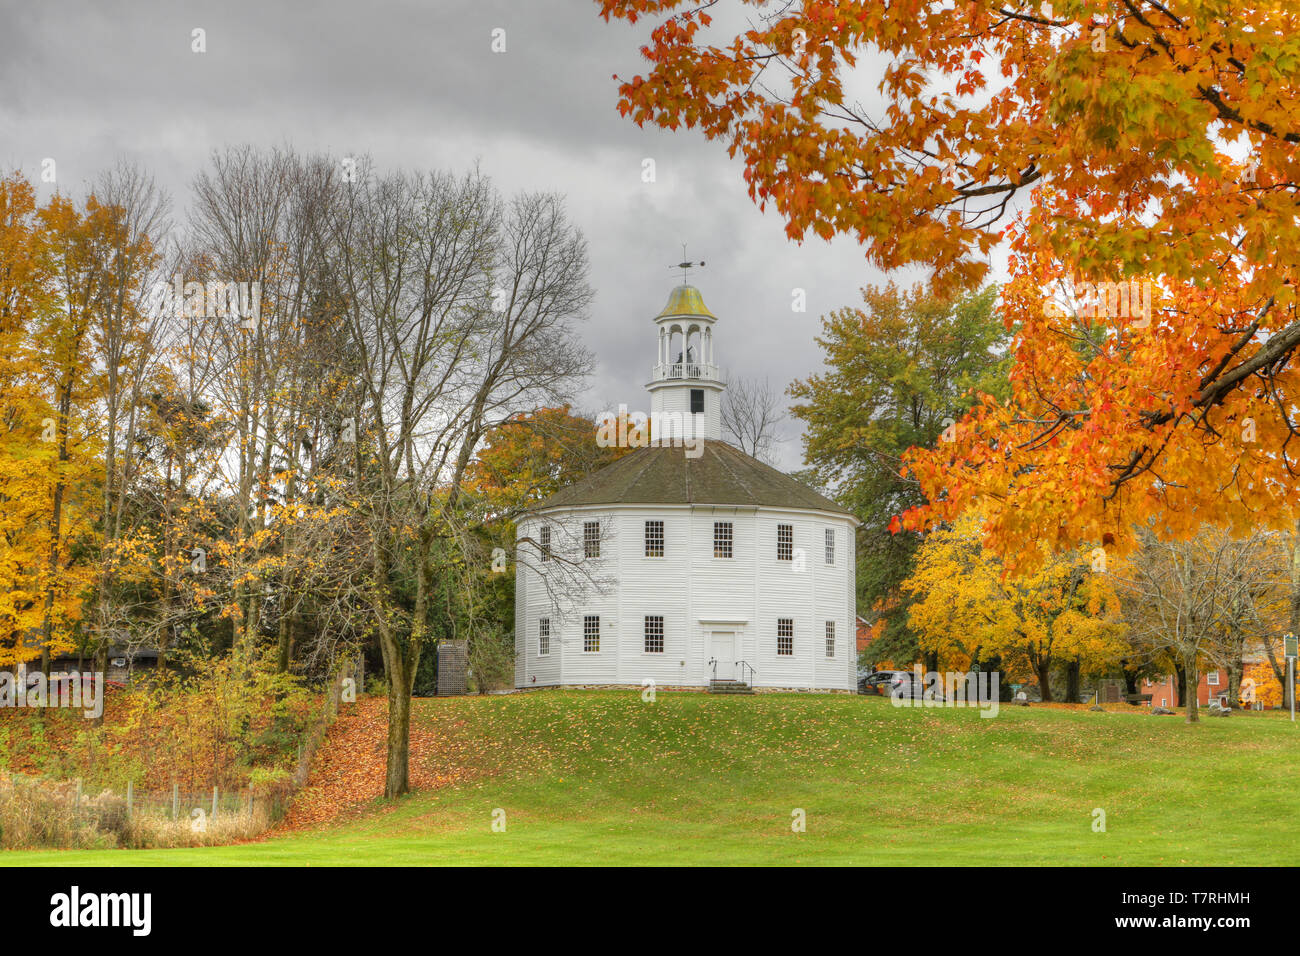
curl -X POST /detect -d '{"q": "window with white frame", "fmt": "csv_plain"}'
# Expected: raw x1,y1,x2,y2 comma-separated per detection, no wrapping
644,615,664,653
825,528,835,565
644,520,664,557
777,618,793,656
825,621,835,658
714,521,733,558
584,521,601,558
538,617,551,656
583,615,600,652
1207,671,1220,685
777,524,793,561
539,525,551,562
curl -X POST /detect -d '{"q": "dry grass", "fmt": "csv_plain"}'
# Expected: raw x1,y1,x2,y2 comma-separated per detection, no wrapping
0,772,275,849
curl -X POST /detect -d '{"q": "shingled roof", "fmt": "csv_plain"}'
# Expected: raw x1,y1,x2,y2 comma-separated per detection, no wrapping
529,440,854,517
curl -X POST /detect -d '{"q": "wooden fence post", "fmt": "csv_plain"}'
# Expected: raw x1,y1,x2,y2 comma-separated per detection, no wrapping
126,779,133,819
212,786,218,819
172,781,179,820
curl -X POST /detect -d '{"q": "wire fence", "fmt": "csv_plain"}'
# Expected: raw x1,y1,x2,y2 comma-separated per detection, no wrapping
122,781,289,824
0,770,290,825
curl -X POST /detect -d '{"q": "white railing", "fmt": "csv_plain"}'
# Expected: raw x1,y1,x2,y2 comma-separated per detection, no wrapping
652,362,720,382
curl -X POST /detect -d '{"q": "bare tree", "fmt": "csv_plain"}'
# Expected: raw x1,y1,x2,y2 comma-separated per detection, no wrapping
81,164,174,717
50,149,595,797
1117,525,1284,722
323,165,593,797
720,376,785,462
190,146,300,650
186,147,354,669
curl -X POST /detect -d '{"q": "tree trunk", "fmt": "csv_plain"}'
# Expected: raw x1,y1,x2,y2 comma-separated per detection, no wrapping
1035,658,1054,702
92,643,108,727
385,677,411,798
373,528,426,800
380,636,415,798
1226,655,1243,710
1261,637,1287,710
1065,659,1081,703
277,611,292,673
1183,654,1199,724
1172,659,1187,707
1120,659,1139,696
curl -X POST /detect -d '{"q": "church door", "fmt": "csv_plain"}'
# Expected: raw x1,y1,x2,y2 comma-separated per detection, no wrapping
712,631,736,681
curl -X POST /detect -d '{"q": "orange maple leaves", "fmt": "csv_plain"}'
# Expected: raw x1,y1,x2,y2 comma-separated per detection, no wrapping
599,1,1300,567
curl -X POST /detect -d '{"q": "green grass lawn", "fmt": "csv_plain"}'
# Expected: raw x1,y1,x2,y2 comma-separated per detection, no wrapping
6,690,1298,865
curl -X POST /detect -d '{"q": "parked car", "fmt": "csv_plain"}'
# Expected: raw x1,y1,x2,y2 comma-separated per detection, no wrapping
889,670,945,702
858,669,909,696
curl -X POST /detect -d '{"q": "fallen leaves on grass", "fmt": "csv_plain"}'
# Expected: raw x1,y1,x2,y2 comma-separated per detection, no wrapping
276,697,468,831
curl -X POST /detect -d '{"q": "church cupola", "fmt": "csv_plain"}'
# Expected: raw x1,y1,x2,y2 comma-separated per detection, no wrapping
647,281,725,443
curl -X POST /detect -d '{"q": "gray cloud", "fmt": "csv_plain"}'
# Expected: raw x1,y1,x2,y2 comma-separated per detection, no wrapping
0,0,918,470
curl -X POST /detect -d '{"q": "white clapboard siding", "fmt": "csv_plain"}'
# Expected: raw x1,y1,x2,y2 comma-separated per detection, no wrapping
516,503,856,691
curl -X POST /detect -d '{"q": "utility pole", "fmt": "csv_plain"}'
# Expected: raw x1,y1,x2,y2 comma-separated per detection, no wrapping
1287,634,1297,722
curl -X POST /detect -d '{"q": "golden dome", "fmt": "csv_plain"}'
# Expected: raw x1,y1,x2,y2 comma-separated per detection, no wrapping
656,284,717,320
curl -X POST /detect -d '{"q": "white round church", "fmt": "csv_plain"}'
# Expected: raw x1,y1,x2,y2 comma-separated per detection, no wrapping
514,283,858,692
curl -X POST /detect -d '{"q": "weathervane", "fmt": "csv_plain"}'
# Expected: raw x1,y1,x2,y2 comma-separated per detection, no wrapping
671,243,705,283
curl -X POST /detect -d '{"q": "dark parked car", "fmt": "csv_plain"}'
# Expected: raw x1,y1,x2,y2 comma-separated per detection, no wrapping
888,670,945,702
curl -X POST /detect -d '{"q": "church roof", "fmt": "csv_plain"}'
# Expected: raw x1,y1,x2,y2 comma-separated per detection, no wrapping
656,284,717,321
528,440,854,517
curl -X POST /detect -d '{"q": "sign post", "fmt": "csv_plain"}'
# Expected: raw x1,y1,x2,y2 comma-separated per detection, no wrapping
1287,634,1298,723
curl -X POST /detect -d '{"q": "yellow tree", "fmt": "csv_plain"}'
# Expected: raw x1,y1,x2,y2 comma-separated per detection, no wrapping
28,192,122,671
0,175,121,671
904,513,1126,700
0,173,68,668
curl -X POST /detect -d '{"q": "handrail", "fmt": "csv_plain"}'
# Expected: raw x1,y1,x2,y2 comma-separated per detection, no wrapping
652,361,720,382
736,660,755,685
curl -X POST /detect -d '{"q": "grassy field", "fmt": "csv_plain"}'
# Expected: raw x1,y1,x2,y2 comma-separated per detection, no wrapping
5,690,1299,866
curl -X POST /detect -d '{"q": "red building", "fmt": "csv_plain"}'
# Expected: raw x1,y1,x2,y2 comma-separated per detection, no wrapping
856,615,873,655
1143,669,1232,708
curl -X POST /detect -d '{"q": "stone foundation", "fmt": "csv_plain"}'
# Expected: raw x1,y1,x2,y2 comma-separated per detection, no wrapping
514,683,852,695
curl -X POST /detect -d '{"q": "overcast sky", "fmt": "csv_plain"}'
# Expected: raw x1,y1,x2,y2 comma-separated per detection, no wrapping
0,0,948,471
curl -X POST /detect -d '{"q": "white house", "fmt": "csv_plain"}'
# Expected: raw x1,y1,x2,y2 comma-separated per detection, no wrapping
514,282,858,692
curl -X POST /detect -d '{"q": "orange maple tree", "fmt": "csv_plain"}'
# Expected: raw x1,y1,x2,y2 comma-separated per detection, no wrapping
898,195,1296,569
597,0,1300,564
466,404,630,511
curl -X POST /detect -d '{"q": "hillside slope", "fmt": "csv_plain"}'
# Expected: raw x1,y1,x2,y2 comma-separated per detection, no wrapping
8,690,1300,865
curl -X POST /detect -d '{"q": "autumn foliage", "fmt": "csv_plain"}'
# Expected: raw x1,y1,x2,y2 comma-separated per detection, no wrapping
598,0,1300,567
0,174,123,667
466,405,629,511
903,512,1126,699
